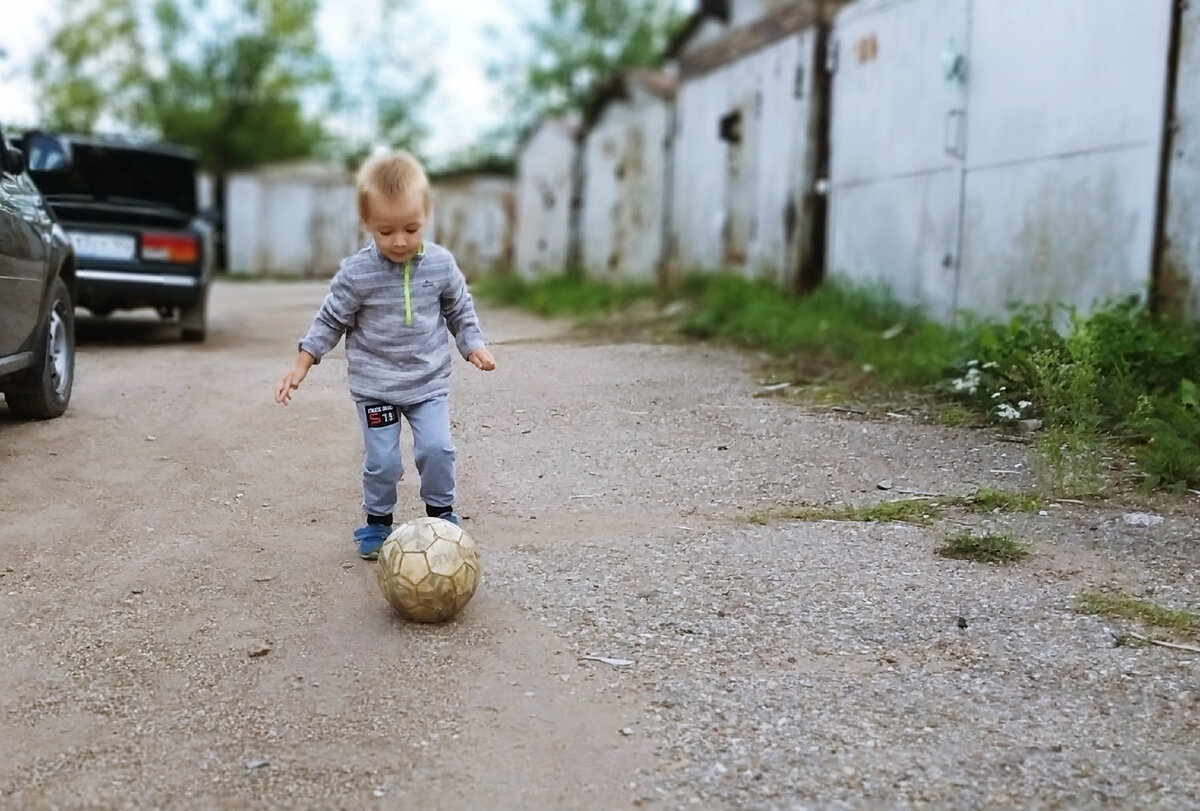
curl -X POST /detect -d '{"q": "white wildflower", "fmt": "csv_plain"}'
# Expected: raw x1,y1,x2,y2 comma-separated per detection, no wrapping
995,402,1021,422
950,367,982,394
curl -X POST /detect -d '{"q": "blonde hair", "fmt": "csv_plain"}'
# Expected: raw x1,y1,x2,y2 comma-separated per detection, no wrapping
356,150,430,219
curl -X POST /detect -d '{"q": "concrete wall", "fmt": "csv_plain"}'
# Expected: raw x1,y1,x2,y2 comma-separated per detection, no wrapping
669,26,823,290
579,83,673,284
429,174,514,280
514,121,579,279
1163,0,1200,319
226,163,362,277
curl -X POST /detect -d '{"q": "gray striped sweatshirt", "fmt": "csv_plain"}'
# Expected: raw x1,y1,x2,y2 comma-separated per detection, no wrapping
298,241,485,406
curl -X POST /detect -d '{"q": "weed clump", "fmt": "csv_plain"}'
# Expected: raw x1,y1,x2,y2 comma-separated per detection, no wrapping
938,532,1029,564
1077,591,1200,638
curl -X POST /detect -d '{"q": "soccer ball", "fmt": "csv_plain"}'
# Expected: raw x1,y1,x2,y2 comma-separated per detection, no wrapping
376,517,480,623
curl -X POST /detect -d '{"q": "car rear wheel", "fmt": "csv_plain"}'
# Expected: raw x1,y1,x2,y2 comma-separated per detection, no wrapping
4,276,75,419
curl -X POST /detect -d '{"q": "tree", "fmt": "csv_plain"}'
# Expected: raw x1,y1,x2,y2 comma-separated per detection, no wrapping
31,0,145,134
32,0,432,171
327,0,434,167
489,0,685,147
135,0,333,175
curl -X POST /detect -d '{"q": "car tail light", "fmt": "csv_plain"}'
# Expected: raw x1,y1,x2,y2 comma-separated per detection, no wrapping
142,233,198,263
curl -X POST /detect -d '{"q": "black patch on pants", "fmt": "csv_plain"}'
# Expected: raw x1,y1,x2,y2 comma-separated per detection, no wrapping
364,403,398,429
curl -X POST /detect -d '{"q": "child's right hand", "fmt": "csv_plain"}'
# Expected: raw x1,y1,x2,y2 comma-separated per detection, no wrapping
275,367,307,405
276,352,317,405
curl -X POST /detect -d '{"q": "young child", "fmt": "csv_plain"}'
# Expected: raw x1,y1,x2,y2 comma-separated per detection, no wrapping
275,150,496,560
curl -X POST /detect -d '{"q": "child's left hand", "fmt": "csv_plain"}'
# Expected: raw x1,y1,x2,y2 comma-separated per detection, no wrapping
468,348,496,371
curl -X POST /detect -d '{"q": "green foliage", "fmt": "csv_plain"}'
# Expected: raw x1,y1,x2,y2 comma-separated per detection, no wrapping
949,297,1200,491
430,148,517,180
328,0,432,166
488,0,685,145
32,0,330,170
938,532,1029,564
678,274,959,385
31,0,145,133
137,0,333,173
30,0,430,173
471,272,652,318
1128,381,1200,493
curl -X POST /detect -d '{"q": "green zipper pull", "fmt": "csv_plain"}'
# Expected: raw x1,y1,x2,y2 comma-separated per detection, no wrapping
403,258,413,326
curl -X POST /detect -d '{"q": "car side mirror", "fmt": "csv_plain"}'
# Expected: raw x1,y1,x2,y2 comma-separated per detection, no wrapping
1,145,25,175
21,133,71,172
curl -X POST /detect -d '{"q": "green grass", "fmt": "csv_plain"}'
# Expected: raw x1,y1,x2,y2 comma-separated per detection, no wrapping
1077,591,1200,637
934,404,978,427
677,275,959,386
747,489,1039,525
969,488,1040,513
937,532,1029,563
747,498,939,526
472,272,652,319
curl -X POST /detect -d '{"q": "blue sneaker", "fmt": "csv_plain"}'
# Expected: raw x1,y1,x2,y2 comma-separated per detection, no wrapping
434,510,461,526
353,524,391,560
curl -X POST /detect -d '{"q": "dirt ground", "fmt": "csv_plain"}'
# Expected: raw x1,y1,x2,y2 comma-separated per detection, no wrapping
2,281,1198,810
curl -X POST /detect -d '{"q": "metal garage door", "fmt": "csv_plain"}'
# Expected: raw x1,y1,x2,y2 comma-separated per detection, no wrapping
827,0,1174,322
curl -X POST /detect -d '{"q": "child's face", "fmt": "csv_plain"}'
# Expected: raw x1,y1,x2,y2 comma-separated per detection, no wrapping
363,191,428,265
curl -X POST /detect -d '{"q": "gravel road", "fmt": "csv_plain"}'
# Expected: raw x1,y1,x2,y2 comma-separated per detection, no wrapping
1,281,1198,810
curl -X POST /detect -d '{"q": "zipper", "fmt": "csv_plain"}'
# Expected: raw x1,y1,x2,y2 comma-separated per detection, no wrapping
403,258,413,325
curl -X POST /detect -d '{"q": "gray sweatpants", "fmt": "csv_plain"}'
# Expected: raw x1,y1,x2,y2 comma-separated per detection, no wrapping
355,394,455,519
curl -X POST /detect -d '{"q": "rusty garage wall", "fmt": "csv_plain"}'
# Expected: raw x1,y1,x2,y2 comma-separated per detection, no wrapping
579,72,675,284
514,119,579,279
668,2,830,291
429,173,514,280
226,162,362,277
1161,0,1200,319
957,1,1173,320
827,0,1175,322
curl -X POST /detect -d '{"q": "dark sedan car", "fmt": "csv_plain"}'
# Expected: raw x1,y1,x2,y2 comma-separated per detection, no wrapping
22,131,212,342
0,125,76,419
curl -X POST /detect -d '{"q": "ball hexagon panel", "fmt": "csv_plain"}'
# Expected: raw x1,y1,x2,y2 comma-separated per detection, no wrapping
416,572,458,606
398,550,432,585
391,522,436,553
425,538,467,577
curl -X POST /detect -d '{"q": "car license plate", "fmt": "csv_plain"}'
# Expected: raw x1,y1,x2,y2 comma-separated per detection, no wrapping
68,232,136,261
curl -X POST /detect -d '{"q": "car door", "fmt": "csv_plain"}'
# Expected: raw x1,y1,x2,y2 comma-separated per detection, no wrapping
0,127,48,355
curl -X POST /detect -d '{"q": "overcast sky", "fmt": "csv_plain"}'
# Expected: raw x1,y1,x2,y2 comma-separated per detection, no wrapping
0,0,545,160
